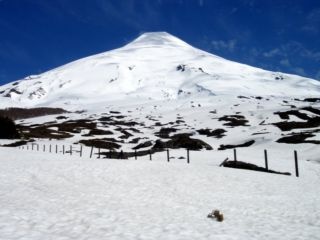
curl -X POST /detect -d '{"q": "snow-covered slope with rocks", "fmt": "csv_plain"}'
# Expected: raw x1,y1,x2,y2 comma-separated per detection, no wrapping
0,32,319,108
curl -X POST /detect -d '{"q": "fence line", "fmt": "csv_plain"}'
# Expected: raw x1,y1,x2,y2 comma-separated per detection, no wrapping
16,144,299,177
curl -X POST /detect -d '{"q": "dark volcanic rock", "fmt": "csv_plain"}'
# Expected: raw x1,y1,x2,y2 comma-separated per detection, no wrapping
218,115,249,127
197,128,226,138
79,139,121,149
273,117,320,131
302,107,320,116
129,137,141,144
218,140,255,150
85,129,113,136
153,133,212,150
18,124,73,139
303,98,320,102
155,127,178,138
56,116,68,120
275,110,311,121
277,132,320,144
2,140,28,147
133,141,153,150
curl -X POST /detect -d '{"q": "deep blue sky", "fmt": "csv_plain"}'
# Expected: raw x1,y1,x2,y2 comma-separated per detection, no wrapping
0,0,319,85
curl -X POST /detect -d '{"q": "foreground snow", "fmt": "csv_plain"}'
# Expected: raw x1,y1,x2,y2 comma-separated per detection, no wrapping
0,147,319,240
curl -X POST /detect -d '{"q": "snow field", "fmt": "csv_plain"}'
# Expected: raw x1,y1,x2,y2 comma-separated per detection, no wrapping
0,147,319,240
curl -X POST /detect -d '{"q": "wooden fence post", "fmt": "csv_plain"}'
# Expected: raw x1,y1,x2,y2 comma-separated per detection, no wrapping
294,150,299,177
187,149,190,164
80,145,83,157
98,148,101,158
233,148,237,161
264,149,268,171
149,150,152,161
109,149,111,159
63,145,65,155
90,146,93,158
70,145,72,156
135,150,137,160
49,144,52,153
31,144,34,151
56,145,58,154
27,145,29,150
167,149,170,162
43,144,45,152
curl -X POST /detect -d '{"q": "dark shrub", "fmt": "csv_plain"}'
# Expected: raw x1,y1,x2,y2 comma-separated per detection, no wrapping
0,116,20,139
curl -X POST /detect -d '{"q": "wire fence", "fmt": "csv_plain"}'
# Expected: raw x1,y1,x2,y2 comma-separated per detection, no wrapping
17,143,300,177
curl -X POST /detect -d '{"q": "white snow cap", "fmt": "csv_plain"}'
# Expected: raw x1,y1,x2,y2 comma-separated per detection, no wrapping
125,32,192,48
0,31,319,108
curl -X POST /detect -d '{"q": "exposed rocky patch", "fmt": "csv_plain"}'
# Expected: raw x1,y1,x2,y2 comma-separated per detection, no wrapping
79,139,121,150
197,128,226,138
18,124,73,139
56,116,68,120
273,117,320,131
218,115,249,127
275,110,311,120
155,127,178,138
132,141,153,150
302,98,320,103
153,133,212,150
277,131,320,144
53,119,96,134
218,140,255,150
1,140,29,147
82,129,113,136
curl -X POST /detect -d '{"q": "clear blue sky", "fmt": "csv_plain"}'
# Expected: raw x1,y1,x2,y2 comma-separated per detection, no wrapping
0,0,319,85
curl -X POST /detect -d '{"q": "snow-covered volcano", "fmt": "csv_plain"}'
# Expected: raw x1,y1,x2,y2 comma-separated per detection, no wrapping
0,32,319,108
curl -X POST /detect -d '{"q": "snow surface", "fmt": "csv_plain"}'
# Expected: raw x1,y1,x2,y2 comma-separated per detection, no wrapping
0,146,319,240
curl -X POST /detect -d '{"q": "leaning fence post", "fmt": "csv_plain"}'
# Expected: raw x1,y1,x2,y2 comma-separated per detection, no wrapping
187,149,190,164
233,148,237,161
90,146,93,158
294,150,299,177
167,149,170,162
264,149,268,171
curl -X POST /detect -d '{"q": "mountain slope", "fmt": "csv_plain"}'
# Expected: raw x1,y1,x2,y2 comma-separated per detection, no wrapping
0,32,319,108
